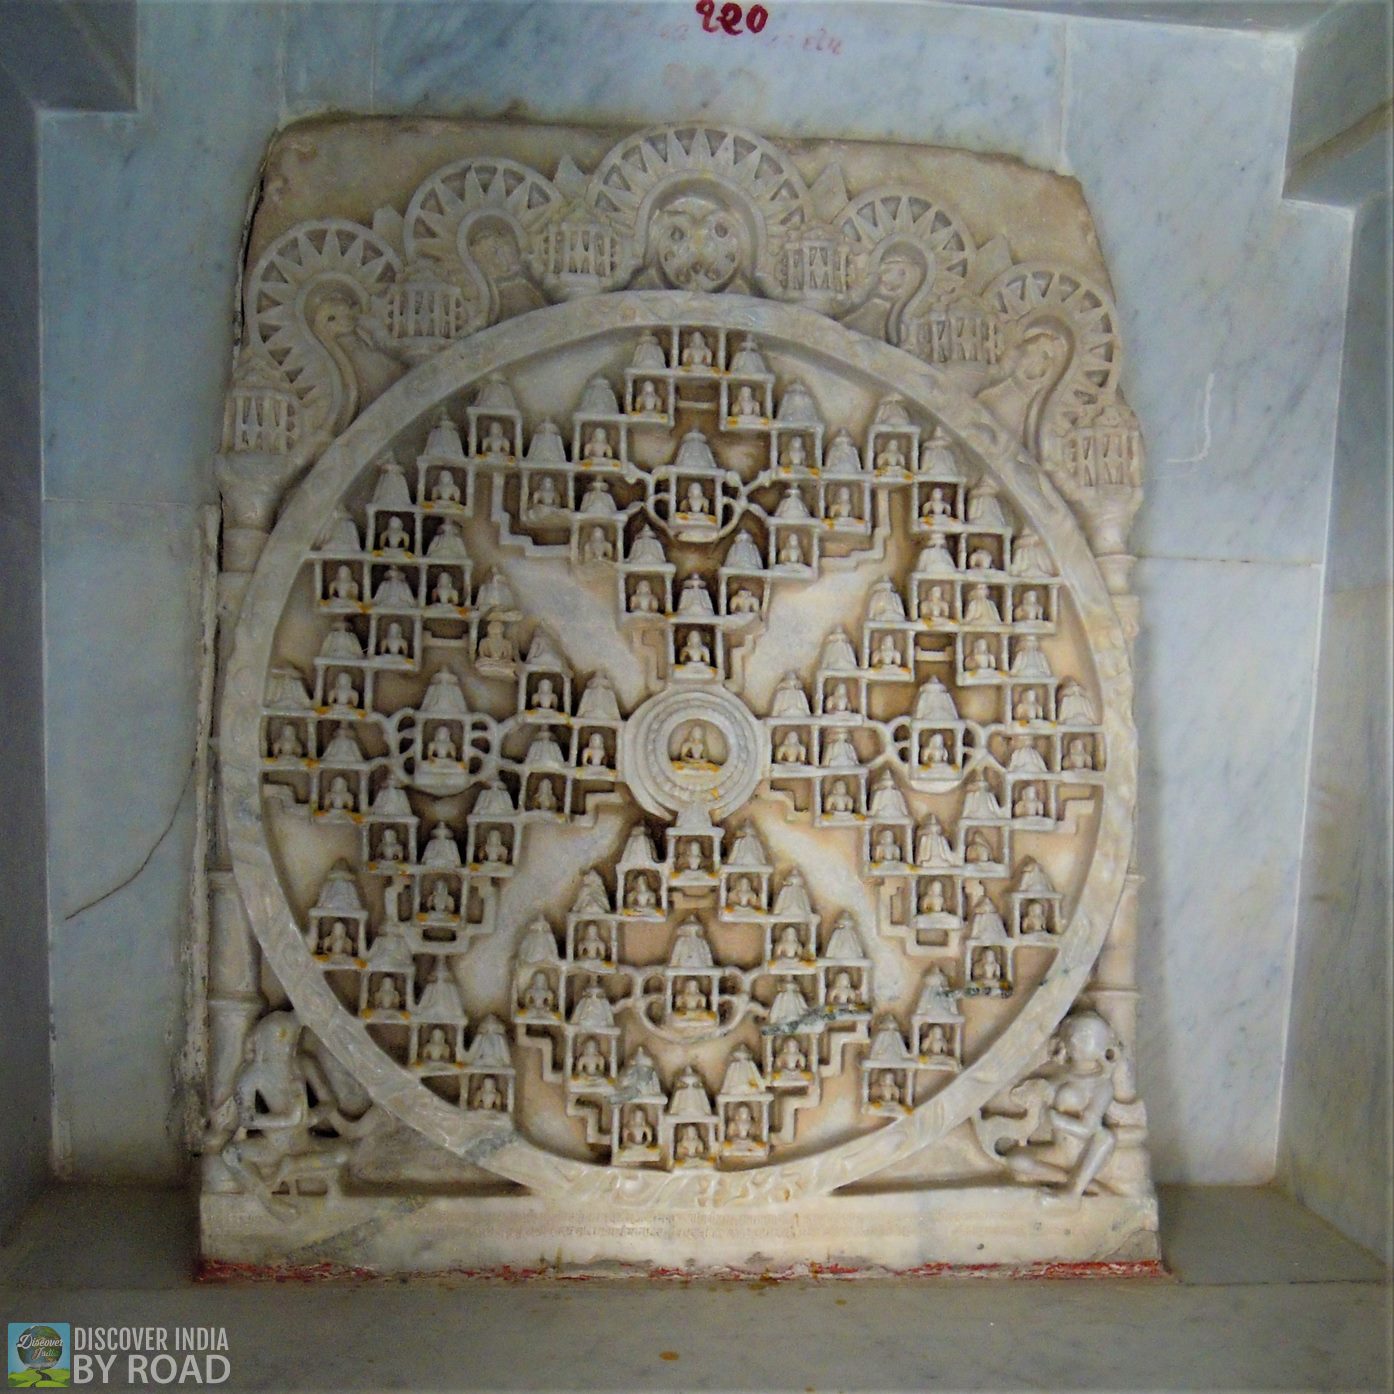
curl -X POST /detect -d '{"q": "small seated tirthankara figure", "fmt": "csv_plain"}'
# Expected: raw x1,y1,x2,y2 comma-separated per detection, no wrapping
966,637,997,672
872,1071,901,1105
680,630,712,666
677,724,708,762
774,923,803,960
825,779,855,815
676,1124,707,1160
473,1076,505,1111
683,482,711,516
521,970,555,1013
582,527,613,563
873,634,902,667
379,621,410,657
531,474,560,511
974,947,1003,986
328,564,359,601
920,732,951,770
481,421,509,457
272,723,303,759
325,776,355,812
623,1108,654,1147
728,874,759,909
421,1027,452,1063
827,970,859,1008
1064,736,1095,770
431,469,460,504
728,1103,757,1144
431,571,460,607
380,515,411,551
373,976,401,1011
427,724,457,761
675,977,708,1014
776,729,807,764
321,921,353,957
628,873,657,912
478,618,515,663
575,1036,607,1078
682,330,714,368
925,1024,950,1056
630,578,661,613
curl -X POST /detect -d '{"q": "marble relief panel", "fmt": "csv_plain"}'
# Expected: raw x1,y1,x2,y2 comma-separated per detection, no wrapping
200,119,1158,1274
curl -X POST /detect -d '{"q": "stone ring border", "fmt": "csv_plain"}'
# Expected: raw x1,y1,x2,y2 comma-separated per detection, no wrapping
221,290,1137,1208
620,685,770,819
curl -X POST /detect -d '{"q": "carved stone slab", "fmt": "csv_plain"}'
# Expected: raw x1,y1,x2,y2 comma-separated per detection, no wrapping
202,119,1156,1273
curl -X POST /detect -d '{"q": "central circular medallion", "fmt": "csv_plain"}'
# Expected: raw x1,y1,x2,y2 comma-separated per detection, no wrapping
621,684,770,818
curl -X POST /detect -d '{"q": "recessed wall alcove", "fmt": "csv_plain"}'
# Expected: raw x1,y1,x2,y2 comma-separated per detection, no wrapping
0,1,1387,1388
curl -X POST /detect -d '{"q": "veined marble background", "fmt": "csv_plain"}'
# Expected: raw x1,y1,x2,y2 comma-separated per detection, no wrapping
33,0,1390,1254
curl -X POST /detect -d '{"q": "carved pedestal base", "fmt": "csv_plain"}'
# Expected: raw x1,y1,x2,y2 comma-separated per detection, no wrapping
201,1188,1159,1277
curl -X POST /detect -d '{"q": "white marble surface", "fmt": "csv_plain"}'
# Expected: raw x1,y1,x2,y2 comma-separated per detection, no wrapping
1132,555,1323,1181
1062,19,1352,566
369,1,1067,166
1288,0,1392,168
2,1185,1390,1393
1280,150,1392,1263
32,0,1381,1194
42,499,208,1180
38,0,282,507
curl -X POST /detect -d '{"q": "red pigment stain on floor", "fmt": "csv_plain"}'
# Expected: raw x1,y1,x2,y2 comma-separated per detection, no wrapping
197,1256,1168,1285
659,1351,680,1362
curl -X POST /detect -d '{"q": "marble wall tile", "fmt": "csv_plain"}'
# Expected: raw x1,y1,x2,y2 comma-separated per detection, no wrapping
1322,191,1392,593
1281,581,1393,1262
1132,555,1322,1182
38,1,284,508
1288,0,1392,169
284,0,374,117
1063,19,1351,568
43,499,208,1180
1280,177,1392,1264
372,1,1067,168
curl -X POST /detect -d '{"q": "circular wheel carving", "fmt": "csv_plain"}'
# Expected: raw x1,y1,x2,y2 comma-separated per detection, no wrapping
223,292,1134,1208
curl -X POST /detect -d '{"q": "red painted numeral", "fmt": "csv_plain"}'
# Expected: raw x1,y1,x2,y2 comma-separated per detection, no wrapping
695,0,769,35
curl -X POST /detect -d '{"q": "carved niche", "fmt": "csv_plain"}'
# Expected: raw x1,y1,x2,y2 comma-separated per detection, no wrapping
202,120,1156,1274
